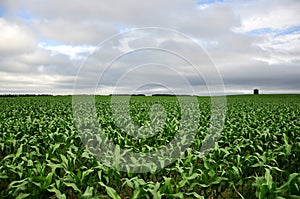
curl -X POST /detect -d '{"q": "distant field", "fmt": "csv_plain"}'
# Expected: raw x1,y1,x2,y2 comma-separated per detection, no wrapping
0,94,299,198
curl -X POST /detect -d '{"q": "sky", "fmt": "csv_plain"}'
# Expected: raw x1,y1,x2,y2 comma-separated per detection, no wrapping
0,0,299,95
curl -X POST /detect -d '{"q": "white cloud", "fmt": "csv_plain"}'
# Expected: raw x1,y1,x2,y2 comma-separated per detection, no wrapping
239,9,300,32
0,18,36,55
0,0,299,94
231,0,300,32
39,43,96,60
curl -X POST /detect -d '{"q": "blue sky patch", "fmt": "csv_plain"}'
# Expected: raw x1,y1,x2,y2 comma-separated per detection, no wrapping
245,26,300,37
17,5,33,21
245,28,274,35
38,39,62,47
0,6,6,17
275,26,300,37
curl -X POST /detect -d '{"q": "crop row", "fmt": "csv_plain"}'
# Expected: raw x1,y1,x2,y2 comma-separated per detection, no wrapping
0,95,299,198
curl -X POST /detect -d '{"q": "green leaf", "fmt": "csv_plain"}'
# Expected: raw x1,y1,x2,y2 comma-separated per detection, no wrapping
259,184,269,199
82,151,91,159
198,183,210,188
185,192,204,199
114,145,121,169
131,188,141,199
251,163,263,168
48,187,66,199
232,166,240,176
44,172,53,188
63,182,81,193
161,177,172,193
264,169,273,190
289,195,300,199
16,193,30,199
187,173,199,180
81,168,94,181
27,160,33,167
16,144,23,158
122,178,133,189
82,186,94,198
0,174,8,179
51,143,61,154
211,177,228,185
99,182,121,199
105,186,121,199
8,178,29,189
203,158,210,170
168,192,184,198
147,182,161,199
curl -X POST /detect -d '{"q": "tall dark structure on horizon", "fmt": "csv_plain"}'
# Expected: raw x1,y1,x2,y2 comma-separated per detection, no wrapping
254,89,259,94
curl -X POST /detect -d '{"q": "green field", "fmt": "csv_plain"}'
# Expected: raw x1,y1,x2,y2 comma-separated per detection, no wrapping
0,95,299,198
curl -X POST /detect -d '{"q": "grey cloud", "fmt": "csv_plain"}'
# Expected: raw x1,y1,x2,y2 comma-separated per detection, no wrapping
0,0,300,94
37,20,117,44
2,0,240,43
177,4,240,39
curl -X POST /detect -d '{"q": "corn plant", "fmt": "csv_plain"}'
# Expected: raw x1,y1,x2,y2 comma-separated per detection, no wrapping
0,94,299,198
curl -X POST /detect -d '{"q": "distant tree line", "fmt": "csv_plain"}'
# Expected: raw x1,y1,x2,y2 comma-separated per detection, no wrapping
108,94,193,96
0,94,53,97
0,93,194,97
151,94,192,96
151,94,175,96
109,94,146,96
108,93,193,96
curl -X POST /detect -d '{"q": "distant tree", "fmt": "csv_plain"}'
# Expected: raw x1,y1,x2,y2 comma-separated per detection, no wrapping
131,94,145,96
152,94,175,96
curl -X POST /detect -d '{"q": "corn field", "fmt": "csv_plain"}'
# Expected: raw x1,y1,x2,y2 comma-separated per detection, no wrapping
0,95,299,198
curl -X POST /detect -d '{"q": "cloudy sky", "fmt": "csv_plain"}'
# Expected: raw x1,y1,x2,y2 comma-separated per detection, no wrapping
0,0,299,95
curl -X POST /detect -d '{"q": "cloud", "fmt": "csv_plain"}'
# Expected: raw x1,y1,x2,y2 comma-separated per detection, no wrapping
37,20,117,44
0,18,35,56
39,43,96,60
0,0,299,94
237,0,300,32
